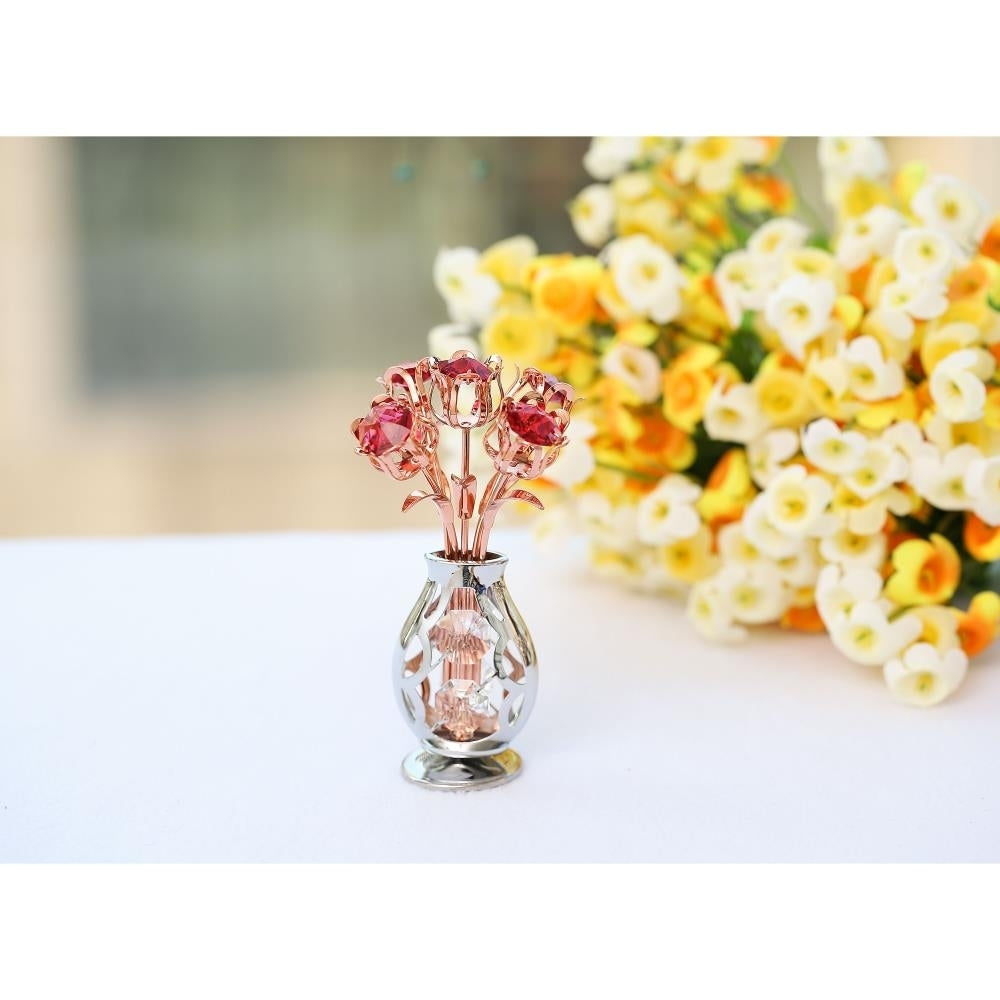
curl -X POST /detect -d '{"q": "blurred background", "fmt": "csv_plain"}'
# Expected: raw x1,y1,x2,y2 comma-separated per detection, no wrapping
1,137,997,538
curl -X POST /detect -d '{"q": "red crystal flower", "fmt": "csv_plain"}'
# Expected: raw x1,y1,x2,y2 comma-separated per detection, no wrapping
351,394,437,481
487,369,576,479
428,350,503,429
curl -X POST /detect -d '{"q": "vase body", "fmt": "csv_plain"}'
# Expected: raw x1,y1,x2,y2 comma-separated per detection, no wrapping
393,551,538,788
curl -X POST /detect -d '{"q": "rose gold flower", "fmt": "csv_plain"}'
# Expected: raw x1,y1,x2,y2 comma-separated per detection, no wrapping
351,394,438,481
427,351,503,429
485,368,576,479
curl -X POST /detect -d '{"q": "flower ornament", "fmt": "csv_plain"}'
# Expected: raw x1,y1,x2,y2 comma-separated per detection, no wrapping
426,350,504,429
486,368,575,480
353,354,575,563
352,392,438,483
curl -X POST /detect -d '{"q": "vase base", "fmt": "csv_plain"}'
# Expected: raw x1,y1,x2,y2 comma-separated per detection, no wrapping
401,747,522,791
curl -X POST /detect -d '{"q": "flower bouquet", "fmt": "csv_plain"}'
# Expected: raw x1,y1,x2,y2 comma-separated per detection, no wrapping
427,137,1000,706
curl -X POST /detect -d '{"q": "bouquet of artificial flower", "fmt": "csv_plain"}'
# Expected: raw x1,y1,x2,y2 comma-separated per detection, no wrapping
427,137,1000,707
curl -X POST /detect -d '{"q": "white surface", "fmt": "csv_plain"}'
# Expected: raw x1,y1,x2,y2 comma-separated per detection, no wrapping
1,529,998,862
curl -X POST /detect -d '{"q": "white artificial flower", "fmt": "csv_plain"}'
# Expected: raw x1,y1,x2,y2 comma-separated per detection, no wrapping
911,174,987,246
636,474,702,545
607,234,686,323
818,137,889,181
764,274,837,361
881,420,930,462
910,443,982,511
747,428,799,488
883,642,968,707
862,305,916,349
892,227,960,282
800,418,867,476
775,539,822,588
717,522,764,567
929,348,992,422
741,493,804,559
829,601,923,668
713,562,788,625
901,605,962,655
815,564,884,627
748,218,810,261
964,455,1000,525
703,382,768,444
433,247,502,325
673,137,766,193
819,526,887,571
687,578,748,643
843,440,908,500
544,419,597,489
841,335,905,402
763,464,836,539
428,322,479,359
583,136,642,181
835,205,905,271
715,251,774,327
570,184,616,247
879,275,948,322
601,342,662,404
806,354,851,411
577,491,638,552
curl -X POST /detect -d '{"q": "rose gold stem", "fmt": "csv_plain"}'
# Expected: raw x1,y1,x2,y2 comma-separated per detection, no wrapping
460,428,471,558
472,472,514,560
423,467,458,557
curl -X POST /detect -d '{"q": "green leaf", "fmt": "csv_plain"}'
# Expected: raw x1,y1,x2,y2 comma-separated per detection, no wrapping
724,320,767,382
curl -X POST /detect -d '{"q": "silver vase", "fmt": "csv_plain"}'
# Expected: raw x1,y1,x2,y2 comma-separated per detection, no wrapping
393,551,538,790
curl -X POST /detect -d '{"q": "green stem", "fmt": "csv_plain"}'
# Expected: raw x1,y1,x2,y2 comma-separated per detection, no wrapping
595,460,661,483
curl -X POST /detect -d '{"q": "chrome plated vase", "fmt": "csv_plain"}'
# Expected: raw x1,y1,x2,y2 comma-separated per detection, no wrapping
393,551,538,790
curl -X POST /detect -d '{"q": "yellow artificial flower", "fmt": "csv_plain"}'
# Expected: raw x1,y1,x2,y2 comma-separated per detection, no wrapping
893,161,928,208
854,386,919,430
984,387,1000,430
544,343,599,390
682,274,730,339
885,533,961,606
964,512,1000,562
957,592,1000,658
595,269,636,325
920,321,980,376
662,343,721,432
697,448,754,529
480,309,557,368
532,256,602,333
753,358,812,428
657,524,715,583
479,235,538,288
838,177,893,218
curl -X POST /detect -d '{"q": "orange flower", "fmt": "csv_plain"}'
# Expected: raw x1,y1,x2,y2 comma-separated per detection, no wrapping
885,533,961,606
979,215,1000,264
957,592,1000,658
662,344,721,432
964,513,1000,562
781,603,826,633
947,258,993,301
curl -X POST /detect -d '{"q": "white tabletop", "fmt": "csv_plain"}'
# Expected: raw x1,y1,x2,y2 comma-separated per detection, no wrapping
1,529,998,862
